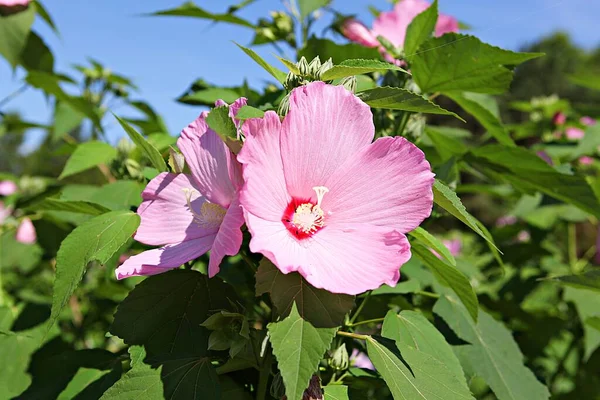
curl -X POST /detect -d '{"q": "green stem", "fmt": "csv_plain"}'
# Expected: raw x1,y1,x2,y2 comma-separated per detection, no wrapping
347,317,385,327
0,83,28,110
257,348,272,400
349,291,371,324
240,250,257,273
415,290,440,299
395,111,410,137
337,330,369,341
568,223,578,272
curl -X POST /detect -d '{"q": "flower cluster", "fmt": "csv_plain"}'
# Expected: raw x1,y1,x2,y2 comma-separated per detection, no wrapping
117,82,434,295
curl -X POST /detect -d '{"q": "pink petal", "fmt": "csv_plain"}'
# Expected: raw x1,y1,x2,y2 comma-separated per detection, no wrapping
351,349,376,370
580,116,596,126
208,196,245,277
565,127,585,140
552,112,566,126
134,173,220,246
435,14,459,36
341,19,380,47
178,115,241,208
579,156,594,165
0,0,29,5
245,212,410,295
238,111,290,221
281,82,374,200
0,180,17,196
323,136,434,233
115,236,215,279
372,10,408,48
16,218,36,244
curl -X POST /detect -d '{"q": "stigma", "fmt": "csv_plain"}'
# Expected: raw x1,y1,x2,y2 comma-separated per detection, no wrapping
283,186,329,239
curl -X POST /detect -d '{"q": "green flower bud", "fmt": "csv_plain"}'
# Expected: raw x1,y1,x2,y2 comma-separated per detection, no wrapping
278,93,291,117
308,56,322,77
316,58,333,80
329,343,349,371
297,56,310,76
339,76,357,93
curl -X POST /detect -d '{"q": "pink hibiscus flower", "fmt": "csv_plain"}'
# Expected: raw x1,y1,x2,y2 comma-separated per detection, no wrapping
238,82,434,295
432,238,461,258
115,101,246,279
16,217,36,244
552,112,566,126
0,180,17,196
350,349,375,370
580,116,596,126
579,156,594,165
565,127,585,140
342,0,458,51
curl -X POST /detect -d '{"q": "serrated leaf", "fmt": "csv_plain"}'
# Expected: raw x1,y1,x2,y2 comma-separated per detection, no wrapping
446,92,515,147
434,295,550,400
321,59,407,80
0,5,34,68
150,1,253,28
114,114,167,172
549,269,600,292
31,198,110,215
564,287,600,360
58,141,117,179
268,303,337,400
403,0,437,59
411,34,542,94
412,244,478,321
277,56,300,74
235,105,265,120
47,211,140,335
234,42,287,83
358,87,463,120
366,335,474,400
256,259,354,328
408,226,456,266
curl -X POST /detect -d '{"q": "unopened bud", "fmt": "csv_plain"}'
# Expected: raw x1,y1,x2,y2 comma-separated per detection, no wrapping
308,56,322,77
317,58,333,80
297,56,310,76
278,93,291,117
329,343,349,370
339,76,357,93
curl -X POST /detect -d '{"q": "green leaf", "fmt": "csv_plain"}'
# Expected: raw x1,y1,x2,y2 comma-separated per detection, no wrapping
277,56,300,75
434,295,551,400
382,310,466,381
235,105,265,120
114,114,167,172
446,92,515,147
268,303,337,400
299,37,381,64
178,87,242,106
34,1,60,35
256,259,354,328
234,42,287,83
53,102,84,141
549,269,600,292
358,87,463,120
20,31,54,72
564,287,600,360
323,385,349,400
31,198,110,215
403,0,437,59
48,211,140,335
569,124,600,159
89,181,145,211
298,0,330,20
411,34,543,94
425,126,469,161
111,270,238,357
569,71,600,92
412,244,478,321
433,180,498,250
409,226,456,266
99,346,220,400
58,141,117,179
206,106,237,141
0,5,34,68
470,145,600,218
321,59,407,80
150,1,254,28
366,335,474,400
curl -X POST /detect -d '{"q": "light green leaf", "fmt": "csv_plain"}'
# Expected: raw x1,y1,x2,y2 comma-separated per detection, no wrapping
53,102,84,141
256,259,354,328
433,180,498,250
564,287,600,360
89,181,144,211
31,198,110,215
569,71,600,92
412,244,478,321
299,37,380,64
48,211,140,335
150,1,254,28
404,0,437,59
321,59,407,80
434,295,550,400
114,114,167,172
323,385,349,400
57,368,113,400
268,303,337,400
206,106,237,140
0,5,34,68
298,0,330,20
277,56,300,74
569,124,600,159
366,335,474,400
235,105,265,120
58,141,117,179
549,270,600,292
408,226,456,266
446,92,515,147
358,87,463,120
425,126,469,161
234,42,287,83
411,34,542,94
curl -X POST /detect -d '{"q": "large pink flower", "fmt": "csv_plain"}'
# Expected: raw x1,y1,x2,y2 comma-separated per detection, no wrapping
238,82,434,295
342,0,459,51
0,180,17,196
116,101,246,279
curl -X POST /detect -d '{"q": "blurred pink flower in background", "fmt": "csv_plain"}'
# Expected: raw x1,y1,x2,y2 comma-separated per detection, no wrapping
350,349,375,370
432,238,461,258
579,156,594,165
496,215,517,227
0,180,18,196
565,127,584,140
517,230,531,243
580,116,596,126
596,226,600,265
552,112,566,126
16,218,36,244
342,0,458,58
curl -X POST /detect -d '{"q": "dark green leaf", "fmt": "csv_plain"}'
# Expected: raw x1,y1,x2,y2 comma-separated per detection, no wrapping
404,0,437,59
31,198,110,215
549,269,600,292
20,31,54,72
114,114,167,172
234,42,287,83
150,1,254,28
34,1,59,35
58,141,117,179
206,106,238,142
409,226,456,266
321,59,407,80
268,303,337,400
569,72,600,92
0,5,34,67
564,287,600,360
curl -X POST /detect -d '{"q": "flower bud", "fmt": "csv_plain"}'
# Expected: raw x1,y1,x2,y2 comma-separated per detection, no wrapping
278,93,291,117
297,56,310,76
339,76,357,93
316,58,333,80
169,147,185,173
308,56,322,77
329,343,349,370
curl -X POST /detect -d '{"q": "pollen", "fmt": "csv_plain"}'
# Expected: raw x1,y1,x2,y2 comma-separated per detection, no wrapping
182,188,226,229
290,186,329,235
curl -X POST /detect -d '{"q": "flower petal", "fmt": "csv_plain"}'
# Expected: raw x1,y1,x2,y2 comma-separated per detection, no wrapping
323,136,434,233
341,19,380,47
238,111,290,221
16,217,36,244
115,236,215,279
208,196,245,277
0,180,18,196
178,115,241,208
435,13,459,37
281,82,374,199
134,172,219,246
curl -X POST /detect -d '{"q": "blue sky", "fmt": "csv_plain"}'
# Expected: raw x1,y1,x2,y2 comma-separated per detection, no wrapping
1,0,599,151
